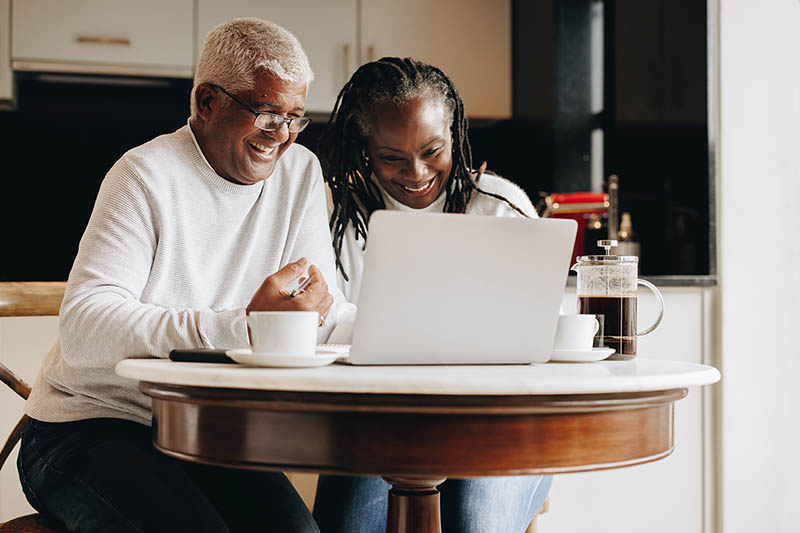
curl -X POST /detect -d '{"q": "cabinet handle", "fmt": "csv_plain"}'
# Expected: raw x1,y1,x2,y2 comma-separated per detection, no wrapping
76,36,131,46
343,43,350,81
367,45,375,63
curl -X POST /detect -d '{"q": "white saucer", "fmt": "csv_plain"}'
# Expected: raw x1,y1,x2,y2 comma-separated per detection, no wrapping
549,347,615,363
227,348,342,368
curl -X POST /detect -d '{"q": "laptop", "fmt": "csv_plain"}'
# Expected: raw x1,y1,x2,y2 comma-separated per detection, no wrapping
346,211,577,365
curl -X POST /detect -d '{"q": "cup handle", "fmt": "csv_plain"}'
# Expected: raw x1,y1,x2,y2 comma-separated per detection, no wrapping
592,317,600,335
236,314,253,344
636,278,664,336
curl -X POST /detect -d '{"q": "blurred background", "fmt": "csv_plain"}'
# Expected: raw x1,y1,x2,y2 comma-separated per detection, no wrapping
0,0,710,280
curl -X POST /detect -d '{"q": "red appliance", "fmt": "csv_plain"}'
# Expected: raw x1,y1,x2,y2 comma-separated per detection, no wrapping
543,192,609,266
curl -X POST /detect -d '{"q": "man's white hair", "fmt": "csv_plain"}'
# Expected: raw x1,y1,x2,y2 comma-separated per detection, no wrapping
190,18,314,118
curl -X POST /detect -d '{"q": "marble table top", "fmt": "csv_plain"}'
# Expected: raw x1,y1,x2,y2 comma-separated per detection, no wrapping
116,358,720,396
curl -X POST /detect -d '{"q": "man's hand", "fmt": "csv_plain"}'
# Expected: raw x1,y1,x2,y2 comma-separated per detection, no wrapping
246,258,334,326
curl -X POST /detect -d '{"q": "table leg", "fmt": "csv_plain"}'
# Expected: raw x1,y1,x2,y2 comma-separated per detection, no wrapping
382,476,447,533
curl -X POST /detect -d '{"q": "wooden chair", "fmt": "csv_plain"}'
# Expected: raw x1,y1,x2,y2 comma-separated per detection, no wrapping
0,282,66,532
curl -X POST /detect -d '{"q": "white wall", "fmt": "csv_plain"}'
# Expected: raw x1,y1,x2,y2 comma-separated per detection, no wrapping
0,317,58,522
718,1,800,532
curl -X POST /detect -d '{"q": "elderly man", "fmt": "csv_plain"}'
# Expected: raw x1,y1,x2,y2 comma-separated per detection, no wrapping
18,19,335,532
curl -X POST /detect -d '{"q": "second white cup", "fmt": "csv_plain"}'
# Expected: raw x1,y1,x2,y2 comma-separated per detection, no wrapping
553,314,600,351
246,311,318,356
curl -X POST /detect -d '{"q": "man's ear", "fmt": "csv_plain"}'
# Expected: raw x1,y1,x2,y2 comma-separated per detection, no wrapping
194,83,217,121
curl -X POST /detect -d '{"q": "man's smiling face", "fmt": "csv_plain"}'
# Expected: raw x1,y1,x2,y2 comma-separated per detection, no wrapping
199,71,308,185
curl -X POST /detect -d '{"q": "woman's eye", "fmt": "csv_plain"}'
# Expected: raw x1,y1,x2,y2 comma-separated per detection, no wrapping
380,155,402,162
424,147,442,157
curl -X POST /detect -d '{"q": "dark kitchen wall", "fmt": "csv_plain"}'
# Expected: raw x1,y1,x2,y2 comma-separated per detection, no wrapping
0,74,558,282
0,75,194,281
0,0,710,280
511,0,710,276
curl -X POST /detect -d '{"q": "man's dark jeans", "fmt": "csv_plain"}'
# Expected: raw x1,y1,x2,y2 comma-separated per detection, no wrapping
18,417,319,533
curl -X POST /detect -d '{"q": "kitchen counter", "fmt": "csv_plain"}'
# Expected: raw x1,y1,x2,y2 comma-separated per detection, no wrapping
566,274,717,287
641,275,716,287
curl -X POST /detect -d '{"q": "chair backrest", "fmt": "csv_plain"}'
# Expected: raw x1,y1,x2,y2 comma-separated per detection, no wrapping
0,282,66,470
0,282,66,318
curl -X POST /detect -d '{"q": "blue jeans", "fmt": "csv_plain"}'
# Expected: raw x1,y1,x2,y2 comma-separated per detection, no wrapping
313,474,552,533
18,417,318,533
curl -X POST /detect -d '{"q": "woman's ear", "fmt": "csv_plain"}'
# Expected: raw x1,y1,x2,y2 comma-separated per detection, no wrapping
194,83,217,120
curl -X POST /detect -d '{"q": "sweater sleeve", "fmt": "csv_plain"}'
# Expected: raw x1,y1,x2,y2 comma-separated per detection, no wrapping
58,162,242,369
472,173,539,219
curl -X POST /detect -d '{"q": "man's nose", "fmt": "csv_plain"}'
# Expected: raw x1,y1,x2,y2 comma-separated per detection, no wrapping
264,122,290,143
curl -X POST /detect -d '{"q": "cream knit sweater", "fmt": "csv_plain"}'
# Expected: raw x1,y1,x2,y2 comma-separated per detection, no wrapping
26,124,341,426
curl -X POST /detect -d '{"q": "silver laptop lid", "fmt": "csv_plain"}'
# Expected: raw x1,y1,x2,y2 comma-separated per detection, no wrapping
348,212,577,365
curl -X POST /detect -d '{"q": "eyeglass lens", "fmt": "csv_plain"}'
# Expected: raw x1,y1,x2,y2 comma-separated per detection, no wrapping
254,113,311,133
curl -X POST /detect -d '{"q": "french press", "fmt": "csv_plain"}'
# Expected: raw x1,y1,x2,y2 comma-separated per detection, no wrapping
572,240,664,360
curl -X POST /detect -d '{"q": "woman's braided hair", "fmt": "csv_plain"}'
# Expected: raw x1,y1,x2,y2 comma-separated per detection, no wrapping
320,57,526,280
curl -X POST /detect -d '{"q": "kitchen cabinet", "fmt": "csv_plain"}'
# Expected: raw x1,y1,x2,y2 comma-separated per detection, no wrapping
197,0,358,116
360,0,511,118
11,0,194,78
197,0,511,117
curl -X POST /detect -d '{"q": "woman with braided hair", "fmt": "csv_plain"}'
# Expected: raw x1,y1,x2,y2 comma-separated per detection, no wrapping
313,57,551,533
322,56,538,305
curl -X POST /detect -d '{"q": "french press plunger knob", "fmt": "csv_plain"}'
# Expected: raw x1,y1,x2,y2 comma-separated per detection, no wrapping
597,240,618,256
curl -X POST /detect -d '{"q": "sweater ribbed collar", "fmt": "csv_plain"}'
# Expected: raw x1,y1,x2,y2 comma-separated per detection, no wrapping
183,119,265,196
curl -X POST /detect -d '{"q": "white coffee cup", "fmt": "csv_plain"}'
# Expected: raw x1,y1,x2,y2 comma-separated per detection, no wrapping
246,311,318,357
553,314,600,350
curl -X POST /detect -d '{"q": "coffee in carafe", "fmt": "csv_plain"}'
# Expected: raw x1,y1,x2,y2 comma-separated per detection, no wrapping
578,294,637,356
573,240,663,360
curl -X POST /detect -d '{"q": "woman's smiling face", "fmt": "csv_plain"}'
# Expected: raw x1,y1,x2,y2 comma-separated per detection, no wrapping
365,96,453,209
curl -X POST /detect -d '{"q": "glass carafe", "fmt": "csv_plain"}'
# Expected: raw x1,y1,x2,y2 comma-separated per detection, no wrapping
572,240,664,360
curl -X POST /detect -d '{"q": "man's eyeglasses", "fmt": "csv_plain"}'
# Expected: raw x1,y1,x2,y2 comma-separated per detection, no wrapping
209,83,312,133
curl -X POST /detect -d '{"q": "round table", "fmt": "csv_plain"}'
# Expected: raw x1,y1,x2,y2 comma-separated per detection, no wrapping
116,358,719,533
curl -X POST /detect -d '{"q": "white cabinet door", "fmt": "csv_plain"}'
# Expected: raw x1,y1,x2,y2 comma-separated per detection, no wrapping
197,0,510,117
361,0,511,118
12,0,194,77
197,0,358,114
